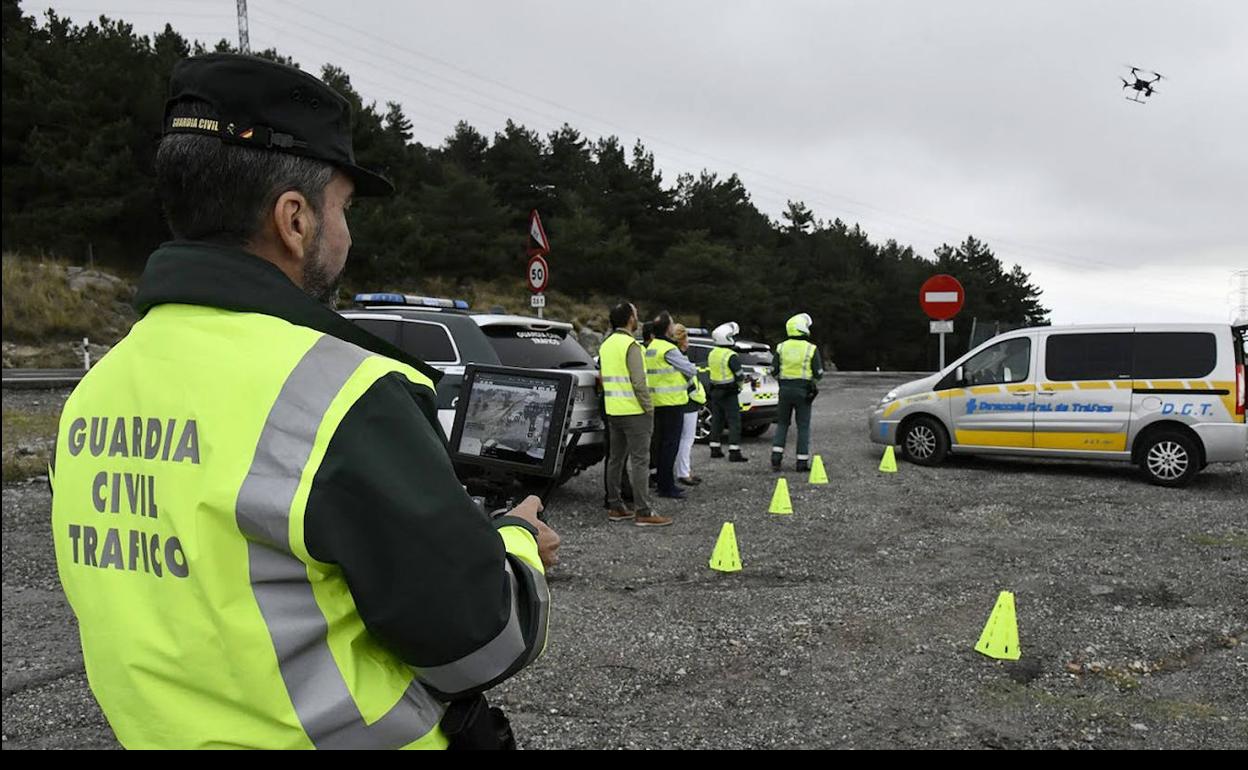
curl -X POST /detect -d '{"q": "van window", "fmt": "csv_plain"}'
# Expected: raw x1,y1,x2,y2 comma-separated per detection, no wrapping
1045,333,1133,381
1133,333,1216,379
401,321,457,363
351,318,400,346
964,338,1031,386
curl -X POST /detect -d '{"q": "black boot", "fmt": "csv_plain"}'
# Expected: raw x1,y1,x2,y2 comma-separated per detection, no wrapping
709,445,725,459
796,459,810,473
729,449,749,463
771,452,783,471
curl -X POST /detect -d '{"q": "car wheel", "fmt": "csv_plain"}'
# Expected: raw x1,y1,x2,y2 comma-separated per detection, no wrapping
1139,431,1200,487
899,415,948,466
742,423,770,438
694,404,712,444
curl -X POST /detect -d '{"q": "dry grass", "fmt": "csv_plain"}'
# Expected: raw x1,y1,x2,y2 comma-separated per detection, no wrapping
1,409,60,483
1,254,136,344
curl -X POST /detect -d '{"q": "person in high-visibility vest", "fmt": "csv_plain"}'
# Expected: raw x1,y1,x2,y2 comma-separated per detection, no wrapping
50,54,558,749
771,312,825,472
646,311,698,500
707,321,750,462
599,302,669,527
672,324,706,487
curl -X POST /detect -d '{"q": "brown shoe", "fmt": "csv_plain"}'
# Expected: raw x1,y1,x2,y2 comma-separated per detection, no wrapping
608,508,635,523
634,514,673,527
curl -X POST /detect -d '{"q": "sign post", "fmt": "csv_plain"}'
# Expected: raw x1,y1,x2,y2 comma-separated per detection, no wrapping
919,274,965,371
526,210,551,318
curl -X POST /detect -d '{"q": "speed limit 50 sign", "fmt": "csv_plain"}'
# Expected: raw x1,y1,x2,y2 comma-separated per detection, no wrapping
527,255,549,294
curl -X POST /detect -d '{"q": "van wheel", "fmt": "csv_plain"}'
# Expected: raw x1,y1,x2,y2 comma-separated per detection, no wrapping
900,416,948,466
1139,431,1200,487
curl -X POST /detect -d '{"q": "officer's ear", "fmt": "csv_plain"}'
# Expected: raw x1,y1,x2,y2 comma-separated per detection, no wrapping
271,189,318,262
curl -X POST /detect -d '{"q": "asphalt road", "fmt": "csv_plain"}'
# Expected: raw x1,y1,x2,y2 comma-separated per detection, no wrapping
3,374,1245,749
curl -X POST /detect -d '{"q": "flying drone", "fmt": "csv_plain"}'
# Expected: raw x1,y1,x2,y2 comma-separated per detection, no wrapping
1121,66,1164,104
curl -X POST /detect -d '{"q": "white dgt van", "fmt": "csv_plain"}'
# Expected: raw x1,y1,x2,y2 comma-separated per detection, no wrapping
868,324,1247,486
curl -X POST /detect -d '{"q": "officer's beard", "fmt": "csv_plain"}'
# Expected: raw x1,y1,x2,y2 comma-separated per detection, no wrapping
301,233,345,308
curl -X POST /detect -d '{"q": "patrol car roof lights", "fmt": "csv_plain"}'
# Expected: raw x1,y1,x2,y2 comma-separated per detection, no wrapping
354,293,470,310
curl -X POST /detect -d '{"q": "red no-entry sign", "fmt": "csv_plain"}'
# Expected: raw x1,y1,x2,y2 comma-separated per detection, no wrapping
920,274,965,320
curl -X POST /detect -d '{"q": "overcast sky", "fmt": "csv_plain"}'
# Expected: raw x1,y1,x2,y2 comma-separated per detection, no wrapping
37,0,1248,324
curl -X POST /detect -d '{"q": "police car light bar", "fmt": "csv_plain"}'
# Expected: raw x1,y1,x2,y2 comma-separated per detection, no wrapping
354,293,469,310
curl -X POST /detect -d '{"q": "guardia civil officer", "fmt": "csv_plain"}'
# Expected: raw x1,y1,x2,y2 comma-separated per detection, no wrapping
771,312,825,471
706,321,750,462
50,54,557,750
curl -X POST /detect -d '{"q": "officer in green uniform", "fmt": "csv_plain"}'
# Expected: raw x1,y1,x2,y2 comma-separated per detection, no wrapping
50,54,558,749
707,321,749,463
771,312,825,472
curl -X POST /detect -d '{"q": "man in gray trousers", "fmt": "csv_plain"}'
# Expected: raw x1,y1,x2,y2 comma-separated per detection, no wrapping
600,302,672,527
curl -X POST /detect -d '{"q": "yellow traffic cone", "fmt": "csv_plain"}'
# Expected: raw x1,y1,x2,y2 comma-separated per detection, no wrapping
769,477,793,515
879,445,898,473
709,522,742,573
808,455,829,485
974,590,1021,660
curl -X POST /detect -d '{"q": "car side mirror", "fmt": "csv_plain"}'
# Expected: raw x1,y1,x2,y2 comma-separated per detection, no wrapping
955,365,965,386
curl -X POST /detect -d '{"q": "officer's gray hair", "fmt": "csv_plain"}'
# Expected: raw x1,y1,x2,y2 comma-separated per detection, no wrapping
154,101,334,245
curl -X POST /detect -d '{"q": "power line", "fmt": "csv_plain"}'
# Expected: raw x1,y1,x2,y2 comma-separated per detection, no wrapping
257,0,1191,278
245,8,1219,306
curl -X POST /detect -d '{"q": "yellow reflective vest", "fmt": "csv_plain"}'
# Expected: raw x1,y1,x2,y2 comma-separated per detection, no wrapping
645,338,689,407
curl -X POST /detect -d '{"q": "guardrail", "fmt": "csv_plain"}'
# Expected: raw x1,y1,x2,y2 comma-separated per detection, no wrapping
1,369,86,389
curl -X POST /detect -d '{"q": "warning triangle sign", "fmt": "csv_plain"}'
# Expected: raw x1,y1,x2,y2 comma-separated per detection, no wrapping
528,209,550,255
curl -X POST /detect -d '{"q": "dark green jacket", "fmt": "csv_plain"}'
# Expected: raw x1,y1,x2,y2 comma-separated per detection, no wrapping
129,241,545,698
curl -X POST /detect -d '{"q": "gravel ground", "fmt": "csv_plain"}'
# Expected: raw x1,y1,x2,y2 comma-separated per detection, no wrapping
3,375,1245,749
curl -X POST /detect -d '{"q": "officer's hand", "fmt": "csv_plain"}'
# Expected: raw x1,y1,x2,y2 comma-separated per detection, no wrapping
507,496,561,569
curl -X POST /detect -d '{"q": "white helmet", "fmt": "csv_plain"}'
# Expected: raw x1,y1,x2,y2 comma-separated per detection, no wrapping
786,312,812,337
711,321,739,346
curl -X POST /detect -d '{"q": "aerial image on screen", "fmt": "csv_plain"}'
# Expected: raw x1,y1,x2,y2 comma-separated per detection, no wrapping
458,372,560,466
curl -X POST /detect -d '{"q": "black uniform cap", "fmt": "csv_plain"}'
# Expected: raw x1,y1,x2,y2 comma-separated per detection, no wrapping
164,53,393,197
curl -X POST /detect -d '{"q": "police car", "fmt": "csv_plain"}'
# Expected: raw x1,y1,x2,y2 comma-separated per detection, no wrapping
868,324,1248,486
686,330,780,441
343,294,605,485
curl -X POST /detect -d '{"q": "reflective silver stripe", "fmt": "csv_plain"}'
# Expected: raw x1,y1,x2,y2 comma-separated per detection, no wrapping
650,385,688,394
237,334,443,749
708,442,721,448
772,446,784,453
512,559,551,669
803,344,815,380
602,376,632,383
648,366,677,375
728,445,741,451
603,389,636,398
797,454,810,460
418,561,540,695
645,349,659,357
